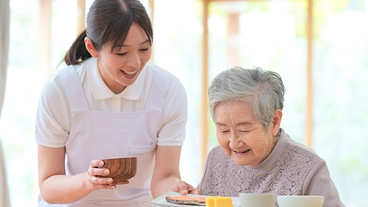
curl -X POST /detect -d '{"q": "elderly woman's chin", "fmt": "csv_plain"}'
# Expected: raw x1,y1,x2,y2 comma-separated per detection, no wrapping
230,151,260,166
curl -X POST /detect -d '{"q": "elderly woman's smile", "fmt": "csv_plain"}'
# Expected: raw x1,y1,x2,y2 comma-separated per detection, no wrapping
214,100,280,167
232,149,251,154
198,67,345,206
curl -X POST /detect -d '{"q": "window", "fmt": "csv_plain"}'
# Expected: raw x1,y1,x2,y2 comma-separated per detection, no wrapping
1,0,367,206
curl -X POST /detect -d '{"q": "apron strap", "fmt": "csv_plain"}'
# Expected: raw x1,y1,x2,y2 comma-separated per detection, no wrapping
59,65,90,112
145,67,171,112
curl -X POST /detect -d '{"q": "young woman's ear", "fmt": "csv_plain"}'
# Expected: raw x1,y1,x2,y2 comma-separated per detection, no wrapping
84,37,99,58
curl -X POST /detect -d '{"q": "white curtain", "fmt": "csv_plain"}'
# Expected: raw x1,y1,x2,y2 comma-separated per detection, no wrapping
0,0,11,206
0,141,10,207
0,0,9,115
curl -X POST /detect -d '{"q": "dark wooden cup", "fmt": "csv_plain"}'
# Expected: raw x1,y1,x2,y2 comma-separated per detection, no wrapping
100,157,137,185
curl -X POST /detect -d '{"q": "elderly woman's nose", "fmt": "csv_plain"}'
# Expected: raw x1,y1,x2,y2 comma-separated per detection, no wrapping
229,132,241,143
229,137,244,149
229,131,239,139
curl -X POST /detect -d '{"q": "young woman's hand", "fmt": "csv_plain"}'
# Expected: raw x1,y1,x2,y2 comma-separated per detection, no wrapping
169,181,200,195
87,160,116,190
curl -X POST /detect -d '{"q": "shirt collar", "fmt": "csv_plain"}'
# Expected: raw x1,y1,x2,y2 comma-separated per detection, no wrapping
87,58,146,100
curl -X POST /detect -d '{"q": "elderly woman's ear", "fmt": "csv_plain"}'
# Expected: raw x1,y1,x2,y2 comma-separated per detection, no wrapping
271,109,283,137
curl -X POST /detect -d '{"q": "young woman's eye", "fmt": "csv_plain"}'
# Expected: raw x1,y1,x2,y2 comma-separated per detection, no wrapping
139,48,149,52
116,52,128,56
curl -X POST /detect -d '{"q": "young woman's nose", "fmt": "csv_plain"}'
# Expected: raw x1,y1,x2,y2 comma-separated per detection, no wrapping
126,52,140,68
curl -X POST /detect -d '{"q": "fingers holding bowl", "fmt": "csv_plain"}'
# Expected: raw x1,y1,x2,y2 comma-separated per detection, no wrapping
98,157,137,185
87,161,115,190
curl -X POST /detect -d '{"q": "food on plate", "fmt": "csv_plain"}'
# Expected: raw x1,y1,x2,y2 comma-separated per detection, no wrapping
165,195,206,206
165,195,233,207
205,197,216,207
206,196,233,207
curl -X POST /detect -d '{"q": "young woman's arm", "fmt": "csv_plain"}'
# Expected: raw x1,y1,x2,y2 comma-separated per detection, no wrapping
150,145,198,198
38,145,114,204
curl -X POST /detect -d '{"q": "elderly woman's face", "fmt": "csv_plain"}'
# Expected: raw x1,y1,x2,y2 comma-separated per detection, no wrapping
214,100,281,166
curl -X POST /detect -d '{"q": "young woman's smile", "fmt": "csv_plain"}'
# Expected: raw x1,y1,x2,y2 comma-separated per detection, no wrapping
88,22,152,94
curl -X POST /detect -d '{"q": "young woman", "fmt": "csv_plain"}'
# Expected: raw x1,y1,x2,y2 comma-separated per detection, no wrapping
36,0,197,206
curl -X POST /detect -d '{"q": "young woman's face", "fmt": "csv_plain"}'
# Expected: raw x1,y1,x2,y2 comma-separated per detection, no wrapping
95,22,152,94
214,100,281,166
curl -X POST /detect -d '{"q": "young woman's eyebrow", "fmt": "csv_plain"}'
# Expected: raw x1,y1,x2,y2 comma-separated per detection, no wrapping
119,39,150,47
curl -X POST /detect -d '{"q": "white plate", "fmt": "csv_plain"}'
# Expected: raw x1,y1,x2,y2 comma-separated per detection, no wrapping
149,191,240,207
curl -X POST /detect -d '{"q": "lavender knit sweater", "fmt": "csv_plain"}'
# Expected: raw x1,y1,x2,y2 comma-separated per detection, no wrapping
197,129,345,207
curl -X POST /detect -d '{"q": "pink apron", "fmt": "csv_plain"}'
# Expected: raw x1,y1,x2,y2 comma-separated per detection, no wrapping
40,65,170,206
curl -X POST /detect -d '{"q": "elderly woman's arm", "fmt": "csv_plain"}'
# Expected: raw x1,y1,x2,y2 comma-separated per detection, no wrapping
304,160,345,207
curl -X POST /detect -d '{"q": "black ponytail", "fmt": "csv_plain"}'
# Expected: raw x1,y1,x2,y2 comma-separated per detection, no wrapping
64,30,92,65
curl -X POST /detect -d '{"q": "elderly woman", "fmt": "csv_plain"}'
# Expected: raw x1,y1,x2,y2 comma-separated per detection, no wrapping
197,67,345,207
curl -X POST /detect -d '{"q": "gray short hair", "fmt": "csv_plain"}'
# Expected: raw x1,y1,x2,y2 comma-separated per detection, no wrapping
208,67,285,129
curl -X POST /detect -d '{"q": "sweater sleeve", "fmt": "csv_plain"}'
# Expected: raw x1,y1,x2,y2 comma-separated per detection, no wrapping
304,160,345,207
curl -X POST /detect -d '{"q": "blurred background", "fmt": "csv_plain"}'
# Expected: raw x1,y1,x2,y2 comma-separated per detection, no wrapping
0,0,367,206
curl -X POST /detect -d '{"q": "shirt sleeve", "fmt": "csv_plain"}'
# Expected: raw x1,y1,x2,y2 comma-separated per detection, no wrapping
35,74,72,148
304,160,346,207
157,75,187,146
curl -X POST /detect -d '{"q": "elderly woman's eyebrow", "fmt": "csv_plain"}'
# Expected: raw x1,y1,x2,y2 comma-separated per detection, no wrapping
236,122,253,126
215,122,227,126
215,121,253,126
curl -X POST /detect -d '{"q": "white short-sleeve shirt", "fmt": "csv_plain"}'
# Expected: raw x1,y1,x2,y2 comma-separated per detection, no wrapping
35,57,187,147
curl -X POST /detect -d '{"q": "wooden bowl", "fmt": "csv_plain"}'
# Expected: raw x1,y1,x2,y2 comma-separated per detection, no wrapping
100,157,137,185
